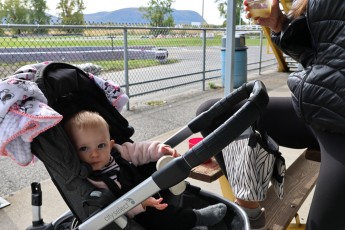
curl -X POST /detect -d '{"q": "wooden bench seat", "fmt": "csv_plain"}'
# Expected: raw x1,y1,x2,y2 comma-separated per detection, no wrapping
260,150,320,230
189,157,223,183
189,150,320,230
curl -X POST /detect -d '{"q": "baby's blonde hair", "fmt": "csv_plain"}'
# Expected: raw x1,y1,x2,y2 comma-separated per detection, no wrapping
64,111,109,136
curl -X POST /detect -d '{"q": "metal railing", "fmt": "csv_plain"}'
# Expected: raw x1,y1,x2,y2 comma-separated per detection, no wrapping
0,24,277,108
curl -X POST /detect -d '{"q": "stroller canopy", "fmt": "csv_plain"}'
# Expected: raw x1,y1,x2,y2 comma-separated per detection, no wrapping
35,62,134,144
31,62,133,222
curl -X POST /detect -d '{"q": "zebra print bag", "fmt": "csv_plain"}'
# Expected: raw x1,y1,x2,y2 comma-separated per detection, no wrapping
222,127,286,201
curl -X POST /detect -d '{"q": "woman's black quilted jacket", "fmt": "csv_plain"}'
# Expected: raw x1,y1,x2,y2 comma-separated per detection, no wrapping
272,0,345,134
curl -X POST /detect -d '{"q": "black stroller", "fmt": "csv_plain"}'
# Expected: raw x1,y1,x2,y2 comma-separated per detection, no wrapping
25,62,268,230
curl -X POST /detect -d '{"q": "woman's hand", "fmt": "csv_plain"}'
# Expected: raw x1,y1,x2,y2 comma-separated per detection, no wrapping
243,0,287,33
142,197,168,210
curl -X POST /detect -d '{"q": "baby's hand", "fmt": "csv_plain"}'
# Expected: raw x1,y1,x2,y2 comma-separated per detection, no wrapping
142,197,168,210
160,145,180,157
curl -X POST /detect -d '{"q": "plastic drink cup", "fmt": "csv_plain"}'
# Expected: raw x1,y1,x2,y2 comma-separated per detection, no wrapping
188,137,212,164
156,156,186,195
188,137,204,149
248,0,271,18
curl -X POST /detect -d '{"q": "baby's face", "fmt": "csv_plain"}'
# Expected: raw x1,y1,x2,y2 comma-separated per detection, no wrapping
71,125,114,171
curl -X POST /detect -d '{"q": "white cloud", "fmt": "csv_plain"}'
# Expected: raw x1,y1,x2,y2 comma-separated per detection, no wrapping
46,0,225,25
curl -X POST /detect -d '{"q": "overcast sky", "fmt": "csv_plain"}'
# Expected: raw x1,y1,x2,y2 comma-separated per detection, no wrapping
46,0,225,25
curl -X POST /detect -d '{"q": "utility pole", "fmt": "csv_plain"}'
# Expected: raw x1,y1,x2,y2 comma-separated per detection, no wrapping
202,0,205,24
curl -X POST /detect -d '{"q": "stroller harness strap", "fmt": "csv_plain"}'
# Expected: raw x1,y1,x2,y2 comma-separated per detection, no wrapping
89,149,145,198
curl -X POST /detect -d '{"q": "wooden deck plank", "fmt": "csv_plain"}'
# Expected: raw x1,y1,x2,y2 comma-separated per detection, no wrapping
259,151,320,230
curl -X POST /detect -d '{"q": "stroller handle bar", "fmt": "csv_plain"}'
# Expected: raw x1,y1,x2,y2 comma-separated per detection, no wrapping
164,80,268,147
77,80,268,230
153,80,269,191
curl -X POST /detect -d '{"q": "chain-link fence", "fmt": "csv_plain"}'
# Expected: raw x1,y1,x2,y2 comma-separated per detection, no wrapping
0,24,276,105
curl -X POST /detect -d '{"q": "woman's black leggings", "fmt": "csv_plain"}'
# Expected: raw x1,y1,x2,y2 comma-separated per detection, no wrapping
196,97,345,230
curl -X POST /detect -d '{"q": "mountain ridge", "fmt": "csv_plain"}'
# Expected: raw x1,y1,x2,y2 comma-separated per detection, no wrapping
52,7,206,25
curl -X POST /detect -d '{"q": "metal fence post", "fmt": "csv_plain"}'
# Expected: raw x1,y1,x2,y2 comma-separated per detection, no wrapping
202,29,206,91
259,30,263,75
110,35,114,51
124,27,130,110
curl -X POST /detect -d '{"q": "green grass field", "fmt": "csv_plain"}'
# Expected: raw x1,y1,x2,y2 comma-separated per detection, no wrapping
79,59,179,72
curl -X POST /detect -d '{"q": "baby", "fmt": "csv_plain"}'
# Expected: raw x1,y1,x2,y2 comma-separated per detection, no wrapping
64,110,227,230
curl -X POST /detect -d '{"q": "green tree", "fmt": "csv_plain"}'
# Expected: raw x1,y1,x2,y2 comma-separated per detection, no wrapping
215,0,243,26
3,0,28,24
27,0,50,24
0,1,4,18
2,0,28,34
27,0,51,34
72,0,85,25
56,0,85,26
0,0,50,34
0,1,5,35
140,0,175,27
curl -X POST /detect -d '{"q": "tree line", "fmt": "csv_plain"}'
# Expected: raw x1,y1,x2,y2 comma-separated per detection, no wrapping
0,0,85,34
0,0,239,34
0,0,84,26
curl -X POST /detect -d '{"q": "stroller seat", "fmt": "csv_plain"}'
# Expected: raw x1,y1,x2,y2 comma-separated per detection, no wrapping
22,62,263,229
31,62,135,223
